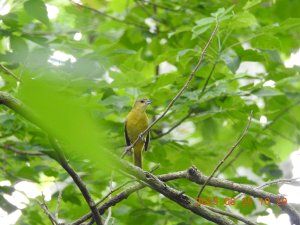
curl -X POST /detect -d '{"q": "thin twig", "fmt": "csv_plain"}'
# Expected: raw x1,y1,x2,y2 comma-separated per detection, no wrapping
268,128,298,145
152,112,192,139
149,163,160,173
104,174,113,225
216,150,243,176
234,177,300,201
95,180,135,206
200,58,219,95
197,111,253,198
0,63,20,81
134,0,161,25
152,55,219,140
122,19,219,158
50,138,103,225
144,1,181,12
206,206,257,225
70,0,148,30
36,194,58,225
0,144,44,156
220,99,300,174
264,100,300,130
55,188,63,221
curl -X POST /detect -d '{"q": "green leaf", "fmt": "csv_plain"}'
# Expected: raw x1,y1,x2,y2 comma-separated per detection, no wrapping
243,0,262,10
251,34,281,50
17,72,110,170
231,11,256,28
211,6,235,18
24,0,49,25
192,25,212,39
0,195,17,213
195,17,214,27
252,88,283,97
9,36,29,61
220,49,240,73
0,13,19,28
259,164,283,178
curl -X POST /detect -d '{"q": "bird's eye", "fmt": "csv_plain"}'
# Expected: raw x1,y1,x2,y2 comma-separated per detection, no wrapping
141,100,145,103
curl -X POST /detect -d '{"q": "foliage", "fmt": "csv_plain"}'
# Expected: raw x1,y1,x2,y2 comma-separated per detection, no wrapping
0,0,300,224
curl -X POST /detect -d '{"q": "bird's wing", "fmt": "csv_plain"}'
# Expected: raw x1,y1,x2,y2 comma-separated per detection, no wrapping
124,121,131,146
144,131,150,151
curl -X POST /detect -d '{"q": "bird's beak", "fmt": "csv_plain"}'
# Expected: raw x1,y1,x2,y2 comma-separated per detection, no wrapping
146,99,152,105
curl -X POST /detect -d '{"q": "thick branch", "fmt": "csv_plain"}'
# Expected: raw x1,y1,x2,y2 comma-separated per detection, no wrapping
72,164,234,225
72,165,300,225
186,167,300,225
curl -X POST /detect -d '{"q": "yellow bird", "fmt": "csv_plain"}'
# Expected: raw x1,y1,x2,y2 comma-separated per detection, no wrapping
125,98,151,168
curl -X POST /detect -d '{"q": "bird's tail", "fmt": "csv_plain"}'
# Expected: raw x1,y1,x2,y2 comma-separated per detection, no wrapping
133,143,143,168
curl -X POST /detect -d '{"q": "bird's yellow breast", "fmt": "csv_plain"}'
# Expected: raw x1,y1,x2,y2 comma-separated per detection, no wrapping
126,109,149,142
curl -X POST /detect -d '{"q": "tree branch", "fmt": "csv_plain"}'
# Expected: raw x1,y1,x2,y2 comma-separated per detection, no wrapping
122,19,219,157
104,174,114,225
220,100,300,174
0,144,44,156
71,163,300,225
0,92,103,225
73,160,235,225
263,99,300,130
36,198,59,225
186,166,300,225
55,188,63,221
206,206,257,225
95,180,135,206
0,63,20,81
197,111,253,198
50,139,103,225
151,112,193,139
1,90,299,225
70,0,148,30
143,1,181,12
234,177,300,201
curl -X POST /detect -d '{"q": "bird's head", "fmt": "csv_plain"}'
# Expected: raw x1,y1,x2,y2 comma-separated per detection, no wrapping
133,98,152,112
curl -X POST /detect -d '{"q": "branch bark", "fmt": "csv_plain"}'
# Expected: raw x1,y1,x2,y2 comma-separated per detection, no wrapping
73,160,235,225
71,164,300,225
